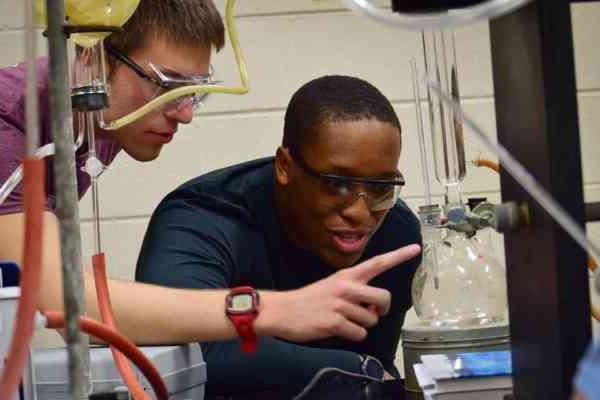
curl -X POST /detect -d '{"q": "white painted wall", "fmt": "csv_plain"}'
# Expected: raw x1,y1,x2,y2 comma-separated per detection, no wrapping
1,0,599,375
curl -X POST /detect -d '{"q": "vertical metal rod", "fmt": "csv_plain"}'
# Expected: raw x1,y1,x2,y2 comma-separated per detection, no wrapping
585,202,600,222
24,0,39,155
489,1,590,398
45,1,89,399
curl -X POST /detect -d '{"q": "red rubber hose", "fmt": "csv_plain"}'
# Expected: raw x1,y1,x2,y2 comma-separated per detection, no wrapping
0,158,45,399
92,252,150,399
473,157,500,173
45,310,169,400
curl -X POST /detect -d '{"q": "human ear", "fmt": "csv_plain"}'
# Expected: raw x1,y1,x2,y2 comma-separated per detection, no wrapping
275,146,292,186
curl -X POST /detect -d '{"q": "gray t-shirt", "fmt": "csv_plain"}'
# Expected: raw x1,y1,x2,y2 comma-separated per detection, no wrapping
0,58,120,215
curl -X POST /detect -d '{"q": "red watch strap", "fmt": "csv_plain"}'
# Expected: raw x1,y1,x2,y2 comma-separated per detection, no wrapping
229,313,258,353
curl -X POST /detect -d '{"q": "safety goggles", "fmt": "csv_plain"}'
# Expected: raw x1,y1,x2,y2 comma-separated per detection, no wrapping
100,0,247,130
104,43,216,112
290,149,405,212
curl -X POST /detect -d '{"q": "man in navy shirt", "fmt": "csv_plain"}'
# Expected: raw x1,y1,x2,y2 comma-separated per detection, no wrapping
136,75,422,398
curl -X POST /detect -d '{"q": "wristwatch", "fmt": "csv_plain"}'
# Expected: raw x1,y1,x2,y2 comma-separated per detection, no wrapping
225,286,260,353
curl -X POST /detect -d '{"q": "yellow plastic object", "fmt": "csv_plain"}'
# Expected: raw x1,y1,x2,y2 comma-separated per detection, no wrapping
101,0,248,130
36,0,140,46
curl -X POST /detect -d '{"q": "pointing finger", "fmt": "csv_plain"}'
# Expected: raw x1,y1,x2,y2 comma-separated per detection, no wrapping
349,244,421,283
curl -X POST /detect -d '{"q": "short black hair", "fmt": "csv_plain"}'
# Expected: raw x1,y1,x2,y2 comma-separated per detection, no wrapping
283,75,401,156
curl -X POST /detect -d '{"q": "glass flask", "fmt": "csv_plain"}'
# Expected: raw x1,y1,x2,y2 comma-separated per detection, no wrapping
412,228,508,328
70,39,109,112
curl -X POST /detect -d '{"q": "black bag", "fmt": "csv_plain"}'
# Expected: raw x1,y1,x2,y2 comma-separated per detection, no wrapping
292,368,406,400
205,368,406,400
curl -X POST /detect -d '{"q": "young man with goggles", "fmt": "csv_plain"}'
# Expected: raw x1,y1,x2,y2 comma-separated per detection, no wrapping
136,75,422,398
104,43,216,113
0,1,419,348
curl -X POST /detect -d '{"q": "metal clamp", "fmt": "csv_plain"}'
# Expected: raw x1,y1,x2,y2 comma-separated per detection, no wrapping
443,201,531,235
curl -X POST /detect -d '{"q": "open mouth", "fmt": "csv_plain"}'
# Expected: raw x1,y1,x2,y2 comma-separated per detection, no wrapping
330,232,369,254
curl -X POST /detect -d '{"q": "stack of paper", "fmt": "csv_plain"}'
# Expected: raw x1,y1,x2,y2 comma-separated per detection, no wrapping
414,350,513,400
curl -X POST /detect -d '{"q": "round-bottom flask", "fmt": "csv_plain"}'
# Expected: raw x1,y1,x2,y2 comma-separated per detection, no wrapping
412,229,507,328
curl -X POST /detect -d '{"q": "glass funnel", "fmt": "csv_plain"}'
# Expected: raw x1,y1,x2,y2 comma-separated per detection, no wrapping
412,226,508,328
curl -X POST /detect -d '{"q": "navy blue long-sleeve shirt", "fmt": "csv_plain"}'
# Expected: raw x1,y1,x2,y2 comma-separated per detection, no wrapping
135,157,421,397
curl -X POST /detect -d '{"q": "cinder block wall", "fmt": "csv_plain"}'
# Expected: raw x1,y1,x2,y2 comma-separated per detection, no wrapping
1,1,599,375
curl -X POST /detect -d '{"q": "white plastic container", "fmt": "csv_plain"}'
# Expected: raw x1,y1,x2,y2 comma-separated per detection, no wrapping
0,287,21,400
33,343,206,400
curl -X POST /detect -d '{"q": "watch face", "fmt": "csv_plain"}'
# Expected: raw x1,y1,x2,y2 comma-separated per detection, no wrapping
231,293,254,312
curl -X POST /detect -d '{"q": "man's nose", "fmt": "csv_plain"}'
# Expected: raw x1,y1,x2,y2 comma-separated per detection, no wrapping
164,101,194,124
340,192,372,223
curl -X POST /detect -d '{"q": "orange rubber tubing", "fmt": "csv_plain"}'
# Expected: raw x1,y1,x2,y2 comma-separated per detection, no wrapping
473,157,500,173
589,257,597,272
45,310,169,400
93,252,150,400
0,158,45,399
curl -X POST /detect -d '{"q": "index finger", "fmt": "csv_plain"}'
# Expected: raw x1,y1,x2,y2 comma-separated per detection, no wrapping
348,244,421,283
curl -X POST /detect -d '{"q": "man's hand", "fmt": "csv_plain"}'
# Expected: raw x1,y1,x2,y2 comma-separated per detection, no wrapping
257,244,421,342
383,370,395,380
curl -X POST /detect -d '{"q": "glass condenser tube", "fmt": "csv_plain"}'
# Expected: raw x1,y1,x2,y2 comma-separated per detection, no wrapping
411,58,433,206
422,30,466,210
411,58,441,289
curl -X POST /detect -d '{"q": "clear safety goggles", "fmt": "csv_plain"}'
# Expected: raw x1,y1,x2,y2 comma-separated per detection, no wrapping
104,43,217,112
290,149,406,212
